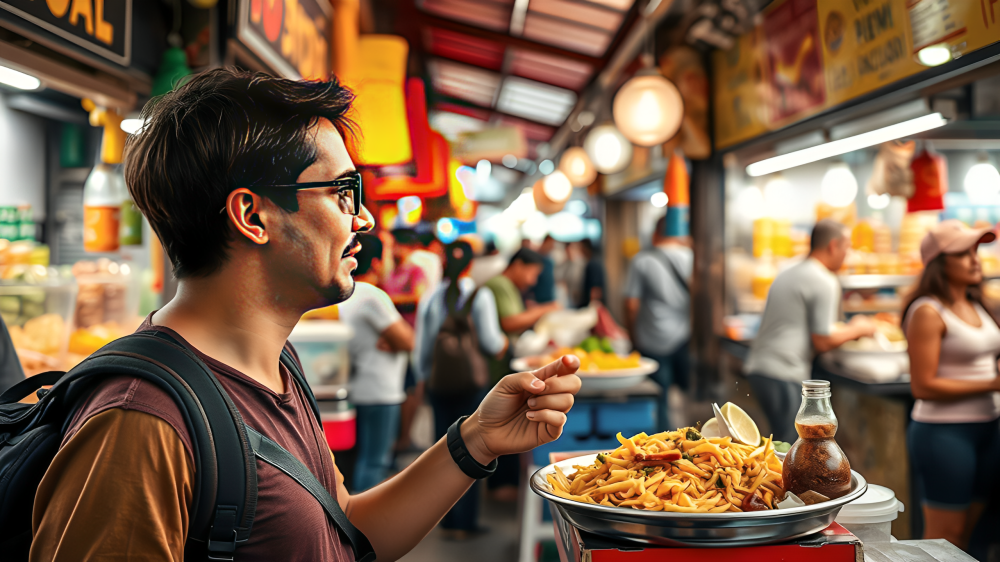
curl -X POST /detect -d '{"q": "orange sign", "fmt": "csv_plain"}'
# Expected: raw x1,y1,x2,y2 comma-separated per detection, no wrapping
237,0,330,79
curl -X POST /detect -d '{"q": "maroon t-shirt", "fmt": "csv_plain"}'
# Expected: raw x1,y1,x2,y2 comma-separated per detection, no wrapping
62,318,354,562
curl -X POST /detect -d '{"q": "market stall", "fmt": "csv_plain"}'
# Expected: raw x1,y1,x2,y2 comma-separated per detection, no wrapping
700,0,1000,543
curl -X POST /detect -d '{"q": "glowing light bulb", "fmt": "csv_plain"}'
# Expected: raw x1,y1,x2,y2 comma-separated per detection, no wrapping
820,163,859,208
584,125,632,174
542,171,572,202
612,73,683,146
650,192,668,207
917,45,952,66
868,193,890,210
965,158,1000,203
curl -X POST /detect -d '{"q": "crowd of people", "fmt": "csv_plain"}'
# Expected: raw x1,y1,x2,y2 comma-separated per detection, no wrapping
337,220,695,539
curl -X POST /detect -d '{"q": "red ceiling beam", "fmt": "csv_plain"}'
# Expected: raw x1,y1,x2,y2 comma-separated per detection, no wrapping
416,12,605,69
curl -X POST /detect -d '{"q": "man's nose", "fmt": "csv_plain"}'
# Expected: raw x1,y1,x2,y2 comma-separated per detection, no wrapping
354,204,375,233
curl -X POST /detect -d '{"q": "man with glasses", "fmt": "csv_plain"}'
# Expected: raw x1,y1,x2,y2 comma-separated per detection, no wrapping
30,68,581,562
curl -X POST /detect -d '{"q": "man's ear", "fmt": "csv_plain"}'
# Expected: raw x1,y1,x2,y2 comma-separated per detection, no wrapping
226,188,269,245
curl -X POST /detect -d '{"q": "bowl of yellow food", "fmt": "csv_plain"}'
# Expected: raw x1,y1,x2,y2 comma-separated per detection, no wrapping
512,347,658,391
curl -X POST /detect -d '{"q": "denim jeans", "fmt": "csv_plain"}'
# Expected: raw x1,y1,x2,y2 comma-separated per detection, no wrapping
353,403,402,492
638,342,690,432
428,388,487,531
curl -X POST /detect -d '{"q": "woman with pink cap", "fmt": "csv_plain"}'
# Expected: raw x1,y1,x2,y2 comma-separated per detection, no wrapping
902,219,1000,552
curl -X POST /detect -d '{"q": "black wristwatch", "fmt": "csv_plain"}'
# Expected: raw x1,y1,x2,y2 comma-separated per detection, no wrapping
446,416,498,479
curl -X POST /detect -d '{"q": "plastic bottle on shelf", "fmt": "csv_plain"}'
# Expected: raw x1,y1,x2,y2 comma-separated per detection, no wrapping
751,251,777,301
83,163,125,253
773,219,792,257
753,217,774,258
851,220,874,253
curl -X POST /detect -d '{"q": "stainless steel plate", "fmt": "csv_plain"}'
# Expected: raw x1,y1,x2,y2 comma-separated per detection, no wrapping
530,453,868,547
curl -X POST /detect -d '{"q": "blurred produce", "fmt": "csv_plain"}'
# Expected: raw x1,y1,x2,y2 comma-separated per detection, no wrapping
73,259,139,329
0,265,77,376
543,347,642,372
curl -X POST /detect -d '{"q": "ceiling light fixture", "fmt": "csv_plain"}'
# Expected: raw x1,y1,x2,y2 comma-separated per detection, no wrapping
868,193,891,210
558,147,597,187
650,192,668,207
964,153,1000,203
746,113,947,177
584,124,633,174
0,65,41,90
820,162,859,208
613,72,684,146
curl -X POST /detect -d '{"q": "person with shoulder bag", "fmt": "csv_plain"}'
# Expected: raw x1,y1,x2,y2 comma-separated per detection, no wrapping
0,68,581,562
414,240,508,540
902,220,1000,557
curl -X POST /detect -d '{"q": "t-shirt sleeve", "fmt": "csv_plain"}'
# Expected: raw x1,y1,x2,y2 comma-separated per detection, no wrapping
472,289,506,357
623,257,643,299
31,408,193,562
807,273,838,337
485,280,515,319
362,284,403,334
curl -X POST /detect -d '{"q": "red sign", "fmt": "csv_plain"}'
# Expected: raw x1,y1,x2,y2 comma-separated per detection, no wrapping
762,0,826,123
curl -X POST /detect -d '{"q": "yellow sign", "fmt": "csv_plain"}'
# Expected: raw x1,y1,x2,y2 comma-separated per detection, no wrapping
819,0,924,105
712,29,770,149
713,0,1000,149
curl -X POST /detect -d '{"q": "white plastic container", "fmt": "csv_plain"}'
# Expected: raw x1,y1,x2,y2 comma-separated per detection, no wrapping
835,484,904,543
287,320,354,395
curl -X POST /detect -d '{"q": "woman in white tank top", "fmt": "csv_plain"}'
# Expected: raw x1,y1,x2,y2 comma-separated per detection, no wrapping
903,220,1000,554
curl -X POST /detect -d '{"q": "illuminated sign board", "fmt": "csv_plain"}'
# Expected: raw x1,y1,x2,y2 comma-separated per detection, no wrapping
236,0,331,80
0,0,131,66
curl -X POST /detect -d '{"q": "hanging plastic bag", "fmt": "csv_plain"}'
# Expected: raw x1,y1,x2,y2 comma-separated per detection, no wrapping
908,147,947,212
867,141,915,198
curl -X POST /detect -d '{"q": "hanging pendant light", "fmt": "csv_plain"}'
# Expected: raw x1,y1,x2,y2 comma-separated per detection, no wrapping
584,124,633,175
613,69,684,147
533,171,573,214
965,153,1000,203
820,162,859,208
558,147,597,188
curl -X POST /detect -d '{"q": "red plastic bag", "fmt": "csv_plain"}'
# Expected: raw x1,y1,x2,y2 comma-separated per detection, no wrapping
908,149,947,212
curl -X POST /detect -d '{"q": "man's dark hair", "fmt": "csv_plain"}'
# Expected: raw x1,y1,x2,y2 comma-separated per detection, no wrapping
654,216,667,239
417,232,435,248
508,248,545,268
392,228,420,246
810,219,848,253
124,68,356,278
353,234,383,277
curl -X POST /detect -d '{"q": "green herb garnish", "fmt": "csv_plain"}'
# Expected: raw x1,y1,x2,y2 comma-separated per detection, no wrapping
686,428,703,441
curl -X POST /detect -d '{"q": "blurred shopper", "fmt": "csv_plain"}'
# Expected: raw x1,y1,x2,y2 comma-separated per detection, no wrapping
412,232,444,292
577,239,606,307
624,216,692,431
0,315,26,392
902,220,1000,554
28,68,582,562
483,248,561,498
743,220,875,442
414,240,509,539
560,241,588,308
470,240,508,287
383,228,430,453
384,228,429,327
339,234,415,492
526,235,557,305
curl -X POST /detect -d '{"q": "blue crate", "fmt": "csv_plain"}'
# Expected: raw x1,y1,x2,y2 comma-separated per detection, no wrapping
562,403,592,438
593,399,657,436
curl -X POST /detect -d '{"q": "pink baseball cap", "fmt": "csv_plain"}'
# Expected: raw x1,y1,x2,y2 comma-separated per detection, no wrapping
920,219,996,266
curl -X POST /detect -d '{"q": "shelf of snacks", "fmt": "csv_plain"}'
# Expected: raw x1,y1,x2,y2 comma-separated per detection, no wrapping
67,259,144,369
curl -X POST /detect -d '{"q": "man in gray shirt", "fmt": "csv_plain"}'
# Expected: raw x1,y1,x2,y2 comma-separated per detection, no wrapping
744,219,874,441
624,215,693,432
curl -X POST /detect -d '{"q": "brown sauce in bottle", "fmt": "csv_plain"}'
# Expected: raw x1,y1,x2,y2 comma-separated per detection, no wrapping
782,421,852,500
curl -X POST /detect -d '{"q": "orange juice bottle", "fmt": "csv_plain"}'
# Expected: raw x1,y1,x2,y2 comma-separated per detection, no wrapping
851,220,874,253
83,163,125,253
753,218,775,258
751,252,777,300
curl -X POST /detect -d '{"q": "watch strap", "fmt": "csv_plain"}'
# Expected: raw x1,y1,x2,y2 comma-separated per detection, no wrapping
446,416,498,479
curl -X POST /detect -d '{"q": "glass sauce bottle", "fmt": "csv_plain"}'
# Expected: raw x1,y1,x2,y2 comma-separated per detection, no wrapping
782,380,852,500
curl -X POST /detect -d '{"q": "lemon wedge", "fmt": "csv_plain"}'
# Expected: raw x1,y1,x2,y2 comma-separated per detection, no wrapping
720,402,761,446
701,417,720,438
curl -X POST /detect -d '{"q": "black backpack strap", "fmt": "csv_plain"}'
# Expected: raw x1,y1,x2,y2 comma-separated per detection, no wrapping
279,346,321,426
0,370,62,403
246,426,377,562
647,249,689,295
63,333,259,561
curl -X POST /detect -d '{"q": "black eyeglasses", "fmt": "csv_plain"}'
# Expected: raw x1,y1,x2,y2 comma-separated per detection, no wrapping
248,171,363,216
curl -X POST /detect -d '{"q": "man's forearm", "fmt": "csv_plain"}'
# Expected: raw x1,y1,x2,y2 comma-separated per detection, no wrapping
813,325,867,353
499,307,550,334
345,416,487,561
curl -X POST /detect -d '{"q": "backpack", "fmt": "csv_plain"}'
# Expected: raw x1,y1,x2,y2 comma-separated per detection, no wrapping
0,330,376,562
428,288,488,396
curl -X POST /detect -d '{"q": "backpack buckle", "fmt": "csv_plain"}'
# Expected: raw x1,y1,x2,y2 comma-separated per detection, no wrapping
207,505,239,560
206,529,237,561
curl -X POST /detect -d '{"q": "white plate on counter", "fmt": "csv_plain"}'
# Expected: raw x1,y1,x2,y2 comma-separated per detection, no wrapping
511,357,658,391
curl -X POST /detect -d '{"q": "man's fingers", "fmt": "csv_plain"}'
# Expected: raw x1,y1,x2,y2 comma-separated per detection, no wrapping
525,409,567,430
531,355,580,381
535,374,582,397
527,393,574,413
